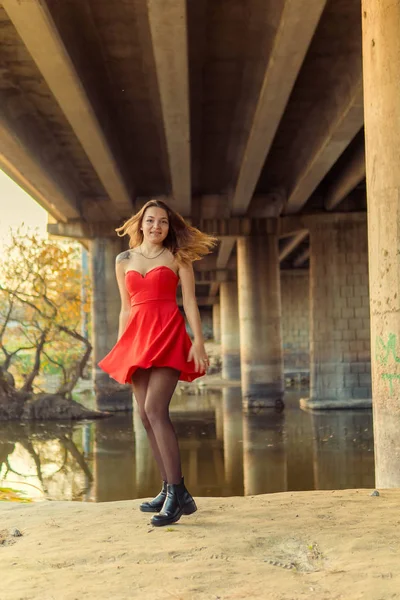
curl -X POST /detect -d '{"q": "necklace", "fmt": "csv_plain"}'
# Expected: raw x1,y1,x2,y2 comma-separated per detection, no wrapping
138,245,166,260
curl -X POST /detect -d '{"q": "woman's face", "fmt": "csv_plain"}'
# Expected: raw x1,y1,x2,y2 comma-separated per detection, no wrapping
141,206,169,244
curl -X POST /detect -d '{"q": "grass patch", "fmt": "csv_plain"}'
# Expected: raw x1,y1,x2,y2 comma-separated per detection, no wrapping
0,487,33,503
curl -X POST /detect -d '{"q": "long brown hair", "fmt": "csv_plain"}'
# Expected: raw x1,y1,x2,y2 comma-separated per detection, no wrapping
115,200,218,264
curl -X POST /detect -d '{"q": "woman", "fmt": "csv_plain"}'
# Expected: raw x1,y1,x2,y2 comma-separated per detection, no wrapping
98,199,217,527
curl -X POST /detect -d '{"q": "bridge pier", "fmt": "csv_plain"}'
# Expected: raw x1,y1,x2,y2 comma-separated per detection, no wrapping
220,281,241,380
89,237,133,411
212,303,221,343
301,215,371,410
237,234,284,408
362,0,400,486
280,269,310,379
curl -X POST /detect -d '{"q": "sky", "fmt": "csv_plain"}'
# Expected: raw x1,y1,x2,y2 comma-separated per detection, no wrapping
0,169,48,255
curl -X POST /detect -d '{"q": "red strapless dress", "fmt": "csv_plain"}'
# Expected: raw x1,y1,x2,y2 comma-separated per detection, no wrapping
98,266,204,383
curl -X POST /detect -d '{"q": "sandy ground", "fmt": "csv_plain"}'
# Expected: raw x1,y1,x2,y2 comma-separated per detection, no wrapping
1,489,400,600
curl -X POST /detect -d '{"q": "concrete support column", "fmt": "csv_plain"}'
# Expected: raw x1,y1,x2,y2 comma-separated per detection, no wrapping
362,0,400,486
280,270,310,379
212,304,221,343
89,237,132,411
220,281,241,380
301,215,371,410
237,235,284,407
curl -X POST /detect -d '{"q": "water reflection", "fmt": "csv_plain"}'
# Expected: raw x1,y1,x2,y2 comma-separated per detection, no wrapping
173,393,225,496
0,422,93,501
311,410,374,490
134,408,158,499
222,388,244,495
0,389,375,502
243,408,286,495
284,397,315,492
92,416,136,501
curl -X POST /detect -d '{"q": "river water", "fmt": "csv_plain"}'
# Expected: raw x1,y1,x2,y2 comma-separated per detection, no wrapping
0,389,374,502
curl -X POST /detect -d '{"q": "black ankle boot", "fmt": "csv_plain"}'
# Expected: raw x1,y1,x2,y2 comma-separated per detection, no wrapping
151,478,197,527
140,481,167,513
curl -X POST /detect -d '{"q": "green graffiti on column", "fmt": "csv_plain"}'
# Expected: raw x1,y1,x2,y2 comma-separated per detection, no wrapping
375,333,400,366
376,334,400,396
381,374,400,396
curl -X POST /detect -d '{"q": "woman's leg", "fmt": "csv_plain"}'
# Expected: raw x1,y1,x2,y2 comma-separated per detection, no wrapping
144,367,181,484
132,368,167,482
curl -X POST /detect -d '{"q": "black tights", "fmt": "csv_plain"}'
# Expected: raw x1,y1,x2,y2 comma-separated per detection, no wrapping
132,367,181,484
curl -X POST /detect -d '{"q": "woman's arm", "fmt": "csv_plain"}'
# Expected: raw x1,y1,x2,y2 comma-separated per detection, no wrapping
115,252,131,340
179,262,208,372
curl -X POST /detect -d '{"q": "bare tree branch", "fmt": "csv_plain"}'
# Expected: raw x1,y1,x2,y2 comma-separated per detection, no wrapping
1,344,36,371
42,350,68,387
59,434,93,482
0,286,49,320
20,329,48,393
56,328,92,397
0,295,14,341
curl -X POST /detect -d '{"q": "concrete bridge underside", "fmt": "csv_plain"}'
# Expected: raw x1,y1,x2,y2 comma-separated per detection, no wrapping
1,0,399,485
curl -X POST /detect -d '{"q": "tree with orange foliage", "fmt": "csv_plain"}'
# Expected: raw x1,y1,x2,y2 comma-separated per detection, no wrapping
0,230,102,420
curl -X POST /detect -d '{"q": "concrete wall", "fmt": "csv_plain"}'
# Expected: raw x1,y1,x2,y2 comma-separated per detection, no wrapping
280,270,310,374
307,215,372,408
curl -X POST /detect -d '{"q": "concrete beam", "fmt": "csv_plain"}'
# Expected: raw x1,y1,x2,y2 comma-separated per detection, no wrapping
293,248,310,268
325,142,366,211
178,296,218,307
81,197,122,223
279,231,299,240
48,215,281,240
187,0,208,194
0,117,80,223
216,238,236,270
231,0,327,215
194,270,235,285
279,211,367,237
148,0,191,216
280,215,327,237
194,254,237,273
47,221,117,240
285,83,364,214
199,217,279,237
3,0,132,216
49,213,368,244
139,193,282,219
279,230,308,262
209,283,221,298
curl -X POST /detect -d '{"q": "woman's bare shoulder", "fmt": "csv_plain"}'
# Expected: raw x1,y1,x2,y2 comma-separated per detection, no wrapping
166,251,183,274
177,260,193,272
116,250,131,264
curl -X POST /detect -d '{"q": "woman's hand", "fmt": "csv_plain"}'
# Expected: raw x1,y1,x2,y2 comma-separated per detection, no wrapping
188,341,209,373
